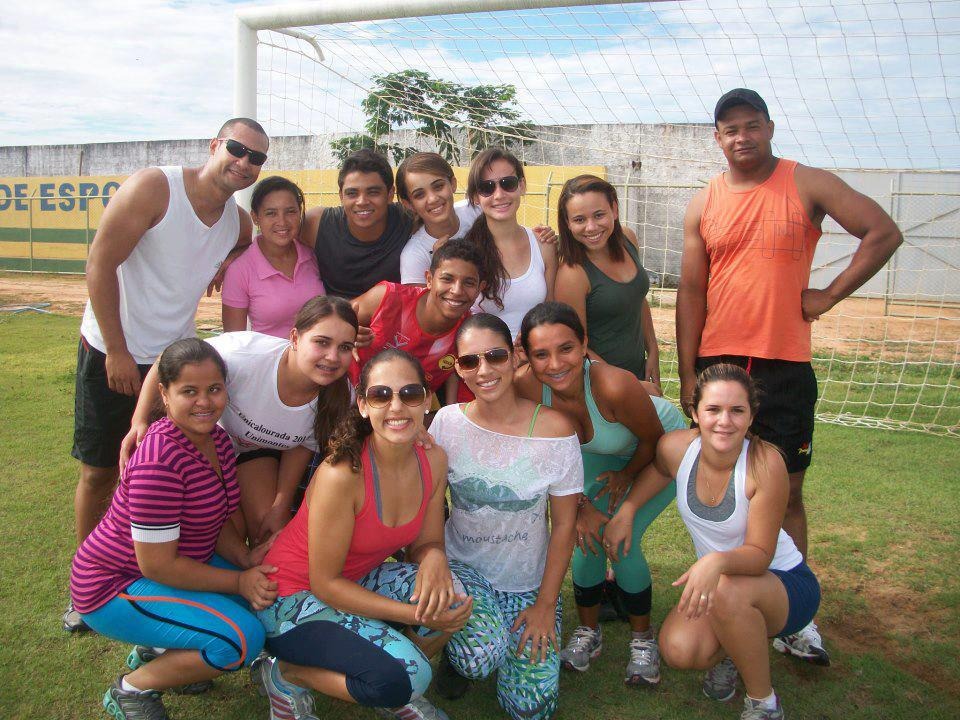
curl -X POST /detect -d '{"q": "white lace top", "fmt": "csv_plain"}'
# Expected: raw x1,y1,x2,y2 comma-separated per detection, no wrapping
431,404,583,592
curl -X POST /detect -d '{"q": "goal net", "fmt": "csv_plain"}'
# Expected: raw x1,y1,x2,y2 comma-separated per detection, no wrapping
238,0,959,437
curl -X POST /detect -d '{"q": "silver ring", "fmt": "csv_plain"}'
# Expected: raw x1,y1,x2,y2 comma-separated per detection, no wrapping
700,593,708,601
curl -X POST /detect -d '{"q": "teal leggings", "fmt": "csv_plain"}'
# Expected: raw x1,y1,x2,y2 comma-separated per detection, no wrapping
575,454,676,598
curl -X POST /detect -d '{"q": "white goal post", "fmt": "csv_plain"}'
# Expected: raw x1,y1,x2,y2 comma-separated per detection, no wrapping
233,0,959,437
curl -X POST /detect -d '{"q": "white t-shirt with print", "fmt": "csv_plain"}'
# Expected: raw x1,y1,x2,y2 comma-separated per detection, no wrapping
400,200,481,284
203,332,319,454
431,403,583,593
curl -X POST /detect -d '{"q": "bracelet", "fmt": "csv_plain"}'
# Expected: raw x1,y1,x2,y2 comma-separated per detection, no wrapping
576,493,589,508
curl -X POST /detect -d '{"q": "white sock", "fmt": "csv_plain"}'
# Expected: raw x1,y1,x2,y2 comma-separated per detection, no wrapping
631,629,654,640
748,690,778,710
151,647,167,656
121,676,143,693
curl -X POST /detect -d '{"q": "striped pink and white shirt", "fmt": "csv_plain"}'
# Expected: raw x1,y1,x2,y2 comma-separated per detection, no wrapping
70,418,239,614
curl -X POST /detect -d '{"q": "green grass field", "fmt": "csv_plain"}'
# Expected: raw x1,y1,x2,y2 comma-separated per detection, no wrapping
0,311,957,720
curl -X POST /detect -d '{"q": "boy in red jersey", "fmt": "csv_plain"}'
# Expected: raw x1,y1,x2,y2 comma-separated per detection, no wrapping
351,238,490,393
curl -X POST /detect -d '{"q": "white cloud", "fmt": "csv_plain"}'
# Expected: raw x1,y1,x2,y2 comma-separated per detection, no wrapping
1,0,957,170
0,0,237,145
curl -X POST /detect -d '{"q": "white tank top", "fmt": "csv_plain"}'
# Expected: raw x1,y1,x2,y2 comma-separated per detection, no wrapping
475,227,547,340
81,167,240,364
676,436,803,572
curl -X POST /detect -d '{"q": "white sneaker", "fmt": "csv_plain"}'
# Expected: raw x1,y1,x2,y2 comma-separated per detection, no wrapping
375,696,450,720
772,621,830,666
263,656,319,720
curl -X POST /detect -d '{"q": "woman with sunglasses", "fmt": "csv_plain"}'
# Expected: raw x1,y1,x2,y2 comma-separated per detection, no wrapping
397,152,556,286
463,148,557,341
255,348,471,720
222,176,325,338
429,313,582,720
555,175,661,387
121,296,358,545
516,302,685,688
614,364,819,720
71,338,272,720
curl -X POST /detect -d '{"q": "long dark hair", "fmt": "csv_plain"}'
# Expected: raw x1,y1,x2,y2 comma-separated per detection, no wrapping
326,348,429,471
463,147,527,310
557,174,628,266
692,363,780,477
292,296,359,452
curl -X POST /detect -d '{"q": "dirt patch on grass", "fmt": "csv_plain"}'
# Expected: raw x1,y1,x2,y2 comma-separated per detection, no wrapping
0,272,224,328
819,575,956,693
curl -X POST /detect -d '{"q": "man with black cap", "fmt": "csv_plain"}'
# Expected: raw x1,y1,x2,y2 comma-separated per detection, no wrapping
676,87,901,693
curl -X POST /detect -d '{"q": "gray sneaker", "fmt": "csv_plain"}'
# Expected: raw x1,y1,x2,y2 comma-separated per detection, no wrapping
125,646,213,695
773,621,830,666
740,695,785,720
702,657,739,701
375,696,450,720
62,600,90,633
624,634,660,686
560,625,603,672
102,677,169,720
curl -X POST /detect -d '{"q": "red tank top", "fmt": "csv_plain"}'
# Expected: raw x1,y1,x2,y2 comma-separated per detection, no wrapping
266,439,433,596
698,159,822,361
351,282,463,390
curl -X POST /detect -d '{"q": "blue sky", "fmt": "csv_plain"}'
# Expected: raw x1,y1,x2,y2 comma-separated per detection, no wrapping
2,0,958,169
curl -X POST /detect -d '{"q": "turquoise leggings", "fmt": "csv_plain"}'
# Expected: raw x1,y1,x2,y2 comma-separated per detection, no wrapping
575,454,676,597
80,555,264,671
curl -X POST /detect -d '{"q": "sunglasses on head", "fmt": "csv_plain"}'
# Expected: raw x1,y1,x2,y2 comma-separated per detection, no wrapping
363,383,427,409
475,175,520,197
456,347,510,371
222,138,268,166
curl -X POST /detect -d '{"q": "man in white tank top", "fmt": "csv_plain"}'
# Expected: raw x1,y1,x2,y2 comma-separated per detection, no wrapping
66,118,269,632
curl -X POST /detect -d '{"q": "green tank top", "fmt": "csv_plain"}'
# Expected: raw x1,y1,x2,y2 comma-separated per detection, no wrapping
582,241,649,380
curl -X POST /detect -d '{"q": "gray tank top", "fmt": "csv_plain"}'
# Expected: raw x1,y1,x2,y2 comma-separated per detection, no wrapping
685,450,737,521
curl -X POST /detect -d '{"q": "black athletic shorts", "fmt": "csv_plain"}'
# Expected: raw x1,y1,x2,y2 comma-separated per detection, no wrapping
71,337,152,468
696,355,817,474
236,448,283,465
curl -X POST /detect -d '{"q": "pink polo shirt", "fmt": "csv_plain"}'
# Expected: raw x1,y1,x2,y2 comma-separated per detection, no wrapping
222,237,326,338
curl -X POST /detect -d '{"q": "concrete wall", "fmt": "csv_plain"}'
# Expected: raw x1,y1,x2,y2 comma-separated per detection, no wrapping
3,125,956,300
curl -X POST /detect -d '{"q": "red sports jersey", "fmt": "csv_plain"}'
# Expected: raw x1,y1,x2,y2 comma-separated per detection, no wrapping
352,282,465,391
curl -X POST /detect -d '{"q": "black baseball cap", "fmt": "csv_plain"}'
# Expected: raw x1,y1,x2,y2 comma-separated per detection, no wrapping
714,88,770,124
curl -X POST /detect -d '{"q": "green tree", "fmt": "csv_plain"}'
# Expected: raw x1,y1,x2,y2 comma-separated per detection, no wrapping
330,69,535,164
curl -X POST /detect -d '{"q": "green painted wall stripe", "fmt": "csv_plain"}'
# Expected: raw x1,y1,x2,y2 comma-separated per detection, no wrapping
0,228,90,244
0,257,86,273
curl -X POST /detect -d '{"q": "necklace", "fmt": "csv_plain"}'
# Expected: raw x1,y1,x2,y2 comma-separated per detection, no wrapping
698,465,732,506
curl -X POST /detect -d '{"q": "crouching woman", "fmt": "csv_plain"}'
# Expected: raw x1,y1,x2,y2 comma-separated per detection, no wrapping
70,338,274,720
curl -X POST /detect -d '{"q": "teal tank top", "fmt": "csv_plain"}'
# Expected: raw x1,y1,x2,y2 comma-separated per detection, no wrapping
541,360,684,492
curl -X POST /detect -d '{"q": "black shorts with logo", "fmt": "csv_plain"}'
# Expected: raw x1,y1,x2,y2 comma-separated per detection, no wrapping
71,337,153,468
696,355,817,474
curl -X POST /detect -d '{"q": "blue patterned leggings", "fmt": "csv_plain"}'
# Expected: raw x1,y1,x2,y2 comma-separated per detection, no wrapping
446,561,562,720
257,562,459,708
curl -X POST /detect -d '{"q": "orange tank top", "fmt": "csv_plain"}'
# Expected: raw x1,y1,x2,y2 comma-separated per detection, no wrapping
698,159,821,361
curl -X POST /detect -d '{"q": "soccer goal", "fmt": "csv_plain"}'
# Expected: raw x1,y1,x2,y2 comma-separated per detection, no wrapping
235,0,959,437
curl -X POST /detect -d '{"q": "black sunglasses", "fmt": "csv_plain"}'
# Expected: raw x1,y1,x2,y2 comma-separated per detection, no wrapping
475,175,520,197
456,347,510,371
363,383,427,409
223,138,268,166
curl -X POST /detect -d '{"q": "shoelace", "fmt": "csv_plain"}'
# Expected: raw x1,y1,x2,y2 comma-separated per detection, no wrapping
707,658,738,684
569,627,599,648
629,638,657,664
741,700,779,720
